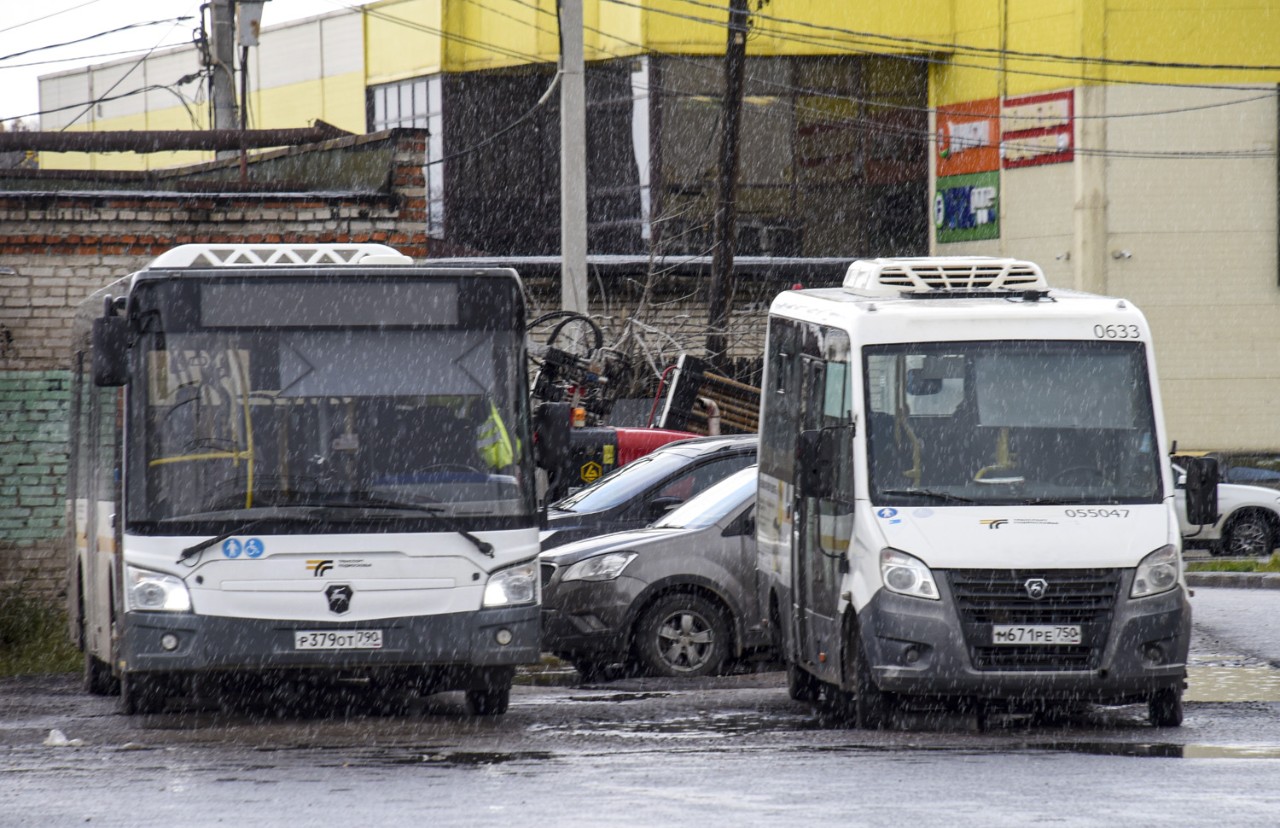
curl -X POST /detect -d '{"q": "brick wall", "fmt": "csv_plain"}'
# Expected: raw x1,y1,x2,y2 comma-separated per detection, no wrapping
0,130,429,603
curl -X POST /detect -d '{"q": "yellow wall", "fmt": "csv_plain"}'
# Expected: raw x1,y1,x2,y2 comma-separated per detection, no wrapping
936,0,1280,107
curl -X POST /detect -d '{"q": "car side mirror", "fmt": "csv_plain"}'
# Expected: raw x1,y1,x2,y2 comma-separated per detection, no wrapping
1182,456,1220,526
645,496,682,520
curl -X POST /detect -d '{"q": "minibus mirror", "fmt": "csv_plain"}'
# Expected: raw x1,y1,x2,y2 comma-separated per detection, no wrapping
91,316,130,387
1182,456,1220,526
798,429,838,499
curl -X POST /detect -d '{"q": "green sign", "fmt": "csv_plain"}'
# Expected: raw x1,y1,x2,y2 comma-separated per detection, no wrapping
935,171,999,243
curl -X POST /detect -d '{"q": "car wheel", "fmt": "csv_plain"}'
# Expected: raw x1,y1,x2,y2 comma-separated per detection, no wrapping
634,593,730,678
1148,686,1183,727
1221,510,1278,557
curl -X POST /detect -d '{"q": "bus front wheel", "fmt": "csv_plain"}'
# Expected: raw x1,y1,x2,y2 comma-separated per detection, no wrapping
120,673,167,715
464,685,511,716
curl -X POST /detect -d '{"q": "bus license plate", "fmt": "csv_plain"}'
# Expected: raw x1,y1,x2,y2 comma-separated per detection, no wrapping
294,630,383,650
992,625,1081,646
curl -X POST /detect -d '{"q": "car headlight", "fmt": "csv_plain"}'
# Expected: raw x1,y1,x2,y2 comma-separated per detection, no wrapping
561,551,638,583
125,565,192,612
880,548,940,600
1132,545,1180,598
482,560,539,607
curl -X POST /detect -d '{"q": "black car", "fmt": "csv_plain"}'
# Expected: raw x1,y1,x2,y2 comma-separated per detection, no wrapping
540,434,757,550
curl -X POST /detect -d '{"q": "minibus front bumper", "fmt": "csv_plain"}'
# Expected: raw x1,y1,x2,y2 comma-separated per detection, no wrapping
860,571,1190,704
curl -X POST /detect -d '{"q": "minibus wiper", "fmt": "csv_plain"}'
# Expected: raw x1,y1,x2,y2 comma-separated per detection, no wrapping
879,488,975,504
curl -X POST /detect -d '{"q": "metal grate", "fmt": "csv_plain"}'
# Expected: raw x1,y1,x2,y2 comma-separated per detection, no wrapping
949,568,1120,672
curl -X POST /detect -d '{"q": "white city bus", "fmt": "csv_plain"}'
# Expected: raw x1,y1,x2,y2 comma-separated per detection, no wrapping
67,244,542,715
757,257,1218,728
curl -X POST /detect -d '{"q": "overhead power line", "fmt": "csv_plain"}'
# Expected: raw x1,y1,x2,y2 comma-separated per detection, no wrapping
0,17,193,64
0,0,105,35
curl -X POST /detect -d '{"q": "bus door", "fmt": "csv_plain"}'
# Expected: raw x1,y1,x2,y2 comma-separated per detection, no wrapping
794,354,852,682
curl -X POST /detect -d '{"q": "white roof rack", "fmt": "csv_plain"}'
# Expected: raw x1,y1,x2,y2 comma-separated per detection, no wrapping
145,244,413,269
842,256,1048,296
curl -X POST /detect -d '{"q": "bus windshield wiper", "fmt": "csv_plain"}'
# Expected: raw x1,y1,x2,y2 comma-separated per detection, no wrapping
878,488,975,504
177,514,316,563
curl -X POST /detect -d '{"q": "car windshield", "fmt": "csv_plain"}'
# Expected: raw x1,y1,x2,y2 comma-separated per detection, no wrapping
866,340,1162,506
553,451,696,512
1217,454,1280,490
654,466,757,530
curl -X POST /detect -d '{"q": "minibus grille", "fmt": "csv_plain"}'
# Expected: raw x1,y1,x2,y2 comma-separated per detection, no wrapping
948,569,1121,671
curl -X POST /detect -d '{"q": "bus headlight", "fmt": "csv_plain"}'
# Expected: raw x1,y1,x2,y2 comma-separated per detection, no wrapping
482,560,539,607
880,548,940,600
1132,545,1180,598
125,565,192,612
562,551,637,582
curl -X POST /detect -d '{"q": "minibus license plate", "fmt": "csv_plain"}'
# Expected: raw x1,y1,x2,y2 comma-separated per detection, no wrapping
992,625,1081,646
294,630,383,650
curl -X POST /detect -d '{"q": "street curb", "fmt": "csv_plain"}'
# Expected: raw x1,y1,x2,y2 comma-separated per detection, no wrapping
1186,572,1280,590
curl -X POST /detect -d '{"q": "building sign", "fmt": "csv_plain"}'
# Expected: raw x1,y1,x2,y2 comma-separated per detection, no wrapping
1001,90,1074,168
936,98,1000,177
935,171,999,243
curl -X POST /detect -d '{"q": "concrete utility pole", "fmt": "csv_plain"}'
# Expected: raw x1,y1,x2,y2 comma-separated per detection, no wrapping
705,0,750,375
208,0,239,159
560,0,588,316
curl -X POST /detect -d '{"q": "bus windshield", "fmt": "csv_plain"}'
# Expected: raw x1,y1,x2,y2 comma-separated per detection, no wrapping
864,340,1162,507
125,278,534,530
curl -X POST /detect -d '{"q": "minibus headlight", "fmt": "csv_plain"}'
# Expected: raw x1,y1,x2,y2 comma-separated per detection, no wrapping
562,551,638,582
125,565,192,612
1132,545,1180,598
483,560,539,607
880,549,940,600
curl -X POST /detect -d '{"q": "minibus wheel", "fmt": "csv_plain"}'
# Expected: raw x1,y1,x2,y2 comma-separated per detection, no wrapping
1148,686,1183,727
120,672,168,715
842,616,894,730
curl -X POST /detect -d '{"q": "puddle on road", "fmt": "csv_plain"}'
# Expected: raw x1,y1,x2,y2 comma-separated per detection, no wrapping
1033,742,1280,760
1186,666,1280,703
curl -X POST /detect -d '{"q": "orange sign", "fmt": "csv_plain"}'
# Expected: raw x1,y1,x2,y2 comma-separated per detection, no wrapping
936,98,1000,177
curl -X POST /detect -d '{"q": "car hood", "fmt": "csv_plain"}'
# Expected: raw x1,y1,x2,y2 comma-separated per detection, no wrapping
538,526,687,567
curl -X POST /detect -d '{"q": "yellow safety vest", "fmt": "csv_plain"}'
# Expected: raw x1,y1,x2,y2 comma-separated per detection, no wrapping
476,401,515,469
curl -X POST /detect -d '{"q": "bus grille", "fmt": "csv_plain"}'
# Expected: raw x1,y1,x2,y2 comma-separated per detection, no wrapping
948,569,1121,672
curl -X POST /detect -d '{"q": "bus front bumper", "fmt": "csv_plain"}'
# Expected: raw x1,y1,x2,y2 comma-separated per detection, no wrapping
119,604,540,676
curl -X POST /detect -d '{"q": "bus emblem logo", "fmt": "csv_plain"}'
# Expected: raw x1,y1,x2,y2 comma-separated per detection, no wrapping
1024,578,1049,600
308,559,334,577
980,519,1008,529
326,584,353,615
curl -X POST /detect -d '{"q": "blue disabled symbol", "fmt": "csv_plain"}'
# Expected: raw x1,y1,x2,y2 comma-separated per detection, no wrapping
222,538,243,558
245,538,265,558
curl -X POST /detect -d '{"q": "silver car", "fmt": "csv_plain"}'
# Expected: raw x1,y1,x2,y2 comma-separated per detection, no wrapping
539,466,766,679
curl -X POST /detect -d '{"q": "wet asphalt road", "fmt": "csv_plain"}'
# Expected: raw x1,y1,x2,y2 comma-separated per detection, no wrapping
2,587,1279,827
